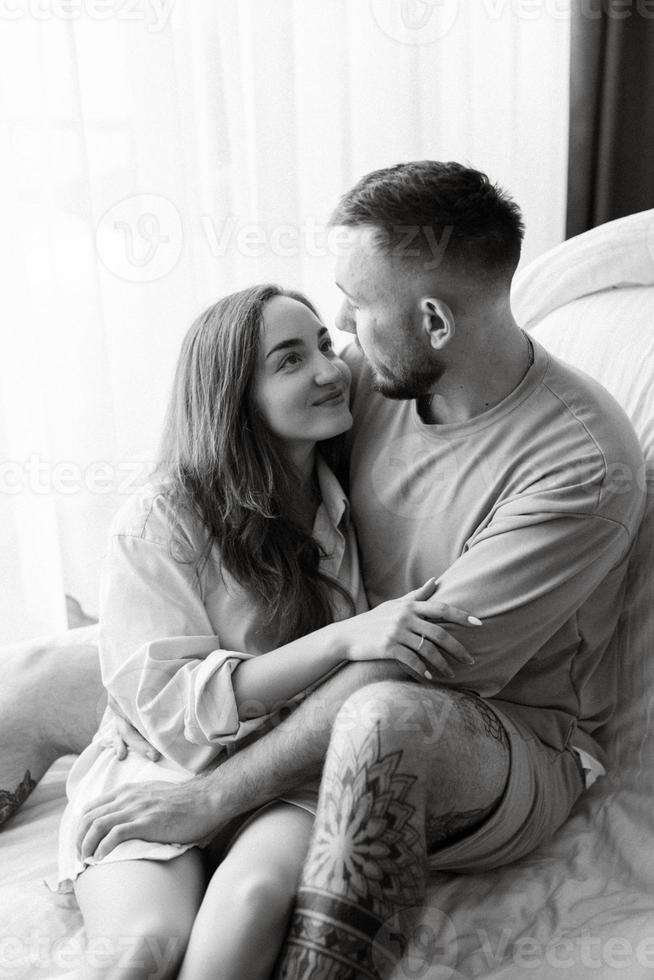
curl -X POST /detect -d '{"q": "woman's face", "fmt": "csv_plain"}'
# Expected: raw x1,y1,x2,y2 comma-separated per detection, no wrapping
252,295,353,458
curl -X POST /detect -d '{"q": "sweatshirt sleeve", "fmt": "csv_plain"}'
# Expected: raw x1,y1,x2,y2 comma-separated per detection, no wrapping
99,502,270,774
429,488,641,697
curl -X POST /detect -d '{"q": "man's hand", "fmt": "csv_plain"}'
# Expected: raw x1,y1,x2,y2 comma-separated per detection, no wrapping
76,777,220,861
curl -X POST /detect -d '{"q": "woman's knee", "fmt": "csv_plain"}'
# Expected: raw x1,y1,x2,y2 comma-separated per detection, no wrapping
228,864,298,921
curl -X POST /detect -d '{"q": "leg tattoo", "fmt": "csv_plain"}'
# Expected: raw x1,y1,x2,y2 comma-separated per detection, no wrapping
425,799,498,847
425,692,508,851
453,693,509,749
277,720,426,979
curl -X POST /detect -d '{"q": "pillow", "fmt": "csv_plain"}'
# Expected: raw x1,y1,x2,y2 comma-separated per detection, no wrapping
513,208,654,325
0,624,104,827
510,200,654,798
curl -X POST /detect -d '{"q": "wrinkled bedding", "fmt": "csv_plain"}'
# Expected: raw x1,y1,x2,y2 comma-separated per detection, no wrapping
2,210,654,979
1,758,84,980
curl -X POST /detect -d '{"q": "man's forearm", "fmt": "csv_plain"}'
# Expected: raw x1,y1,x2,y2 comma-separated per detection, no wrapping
198,659,408,827
78,658,412,860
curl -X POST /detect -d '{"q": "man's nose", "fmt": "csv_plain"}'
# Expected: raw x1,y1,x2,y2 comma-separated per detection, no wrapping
335,301,356,335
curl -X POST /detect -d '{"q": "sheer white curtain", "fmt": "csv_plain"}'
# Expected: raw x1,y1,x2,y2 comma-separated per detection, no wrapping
0,0,571,642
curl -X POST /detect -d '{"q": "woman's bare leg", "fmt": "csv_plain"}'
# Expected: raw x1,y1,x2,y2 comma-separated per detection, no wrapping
178,803,314,980
73,850,205,979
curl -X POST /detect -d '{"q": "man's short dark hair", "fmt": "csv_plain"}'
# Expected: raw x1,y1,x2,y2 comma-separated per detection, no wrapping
330,161,525,282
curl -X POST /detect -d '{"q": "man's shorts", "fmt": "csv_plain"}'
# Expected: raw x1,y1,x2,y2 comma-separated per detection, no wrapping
426,696,587,874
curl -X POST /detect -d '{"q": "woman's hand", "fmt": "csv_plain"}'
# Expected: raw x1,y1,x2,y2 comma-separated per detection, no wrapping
339,579,481,681
100,696,161,762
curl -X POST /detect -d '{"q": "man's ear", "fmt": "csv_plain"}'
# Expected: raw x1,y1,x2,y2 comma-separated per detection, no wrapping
419,297,455,351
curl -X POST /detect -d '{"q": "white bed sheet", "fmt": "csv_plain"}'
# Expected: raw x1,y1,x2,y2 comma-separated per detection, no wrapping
1,758,83,980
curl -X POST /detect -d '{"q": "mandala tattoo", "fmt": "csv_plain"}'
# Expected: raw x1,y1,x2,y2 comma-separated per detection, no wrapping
424,692,507,849
452,691,509,749
277,721,426,979
425,799,499,847
0,770,36,825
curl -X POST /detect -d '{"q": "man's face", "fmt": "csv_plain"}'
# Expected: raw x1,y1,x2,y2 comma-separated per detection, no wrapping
334,225,444,399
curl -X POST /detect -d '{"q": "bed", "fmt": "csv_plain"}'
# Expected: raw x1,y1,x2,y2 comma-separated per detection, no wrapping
2,209,654,979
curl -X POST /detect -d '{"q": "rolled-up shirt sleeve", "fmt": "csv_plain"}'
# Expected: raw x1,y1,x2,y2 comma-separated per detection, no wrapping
99,529,268,773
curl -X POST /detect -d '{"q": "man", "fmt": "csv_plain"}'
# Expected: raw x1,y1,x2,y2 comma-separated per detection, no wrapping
75,162,645,978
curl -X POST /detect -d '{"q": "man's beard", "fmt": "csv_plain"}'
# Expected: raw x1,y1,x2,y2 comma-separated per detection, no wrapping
370,356,444,400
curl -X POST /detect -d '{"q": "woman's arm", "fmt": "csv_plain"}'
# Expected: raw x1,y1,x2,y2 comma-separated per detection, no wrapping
231,578,479,718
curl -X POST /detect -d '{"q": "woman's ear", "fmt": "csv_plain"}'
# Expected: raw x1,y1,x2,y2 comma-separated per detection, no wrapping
419,297,455,351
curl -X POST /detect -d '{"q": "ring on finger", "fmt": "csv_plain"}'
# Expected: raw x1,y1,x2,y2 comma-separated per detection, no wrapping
417,634,425,650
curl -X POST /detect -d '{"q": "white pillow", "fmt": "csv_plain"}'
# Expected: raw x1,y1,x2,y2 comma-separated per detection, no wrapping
530,286,654,474
513,232,654,787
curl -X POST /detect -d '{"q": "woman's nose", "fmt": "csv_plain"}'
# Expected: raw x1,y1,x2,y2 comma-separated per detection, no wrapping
315,354,344,383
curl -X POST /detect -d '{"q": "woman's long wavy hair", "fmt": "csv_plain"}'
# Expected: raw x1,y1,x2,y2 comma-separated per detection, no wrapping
155,283,353,646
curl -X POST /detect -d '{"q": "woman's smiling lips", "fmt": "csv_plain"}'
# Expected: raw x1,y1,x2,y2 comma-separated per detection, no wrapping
313,388,347,407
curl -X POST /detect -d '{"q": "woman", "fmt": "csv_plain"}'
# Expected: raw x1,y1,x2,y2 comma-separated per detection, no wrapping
52,284,478,979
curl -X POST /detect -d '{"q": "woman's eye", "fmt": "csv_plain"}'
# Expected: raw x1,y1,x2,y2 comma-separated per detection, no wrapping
320,339,334,353
280,353,302,368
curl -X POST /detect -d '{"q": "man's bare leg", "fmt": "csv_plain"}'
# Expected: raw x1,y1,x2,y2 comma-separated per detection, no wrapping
275,680,510,980
3,629,105,786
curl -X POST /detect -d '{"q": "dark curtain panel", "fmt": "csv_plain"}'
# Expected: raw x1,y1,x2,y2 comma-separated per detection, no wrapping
566,1,654,238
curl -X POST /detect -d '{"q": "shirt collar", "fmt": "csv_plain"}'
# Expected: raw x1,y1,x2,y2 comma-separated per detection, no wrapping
315,454,350,531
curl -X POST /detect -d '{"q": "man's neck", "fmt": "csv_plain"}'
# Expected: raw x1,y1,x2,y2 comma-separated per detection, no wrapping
420,324,533,425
